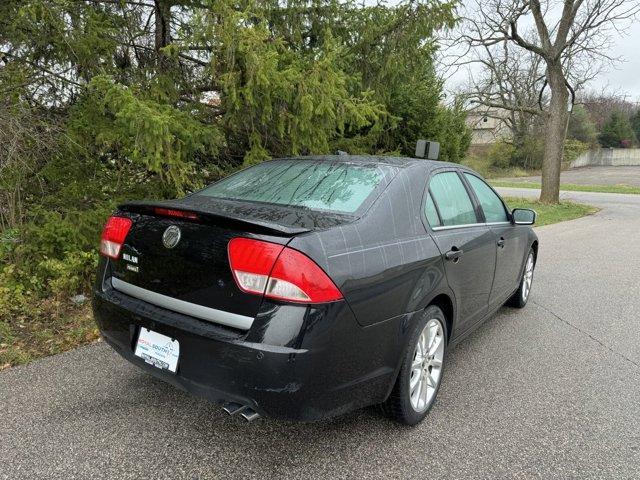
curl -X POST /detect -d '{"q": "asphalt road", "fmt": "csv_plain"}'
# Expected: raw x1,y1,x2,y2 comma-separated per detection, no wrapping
2,188,640,479
501,165,640,186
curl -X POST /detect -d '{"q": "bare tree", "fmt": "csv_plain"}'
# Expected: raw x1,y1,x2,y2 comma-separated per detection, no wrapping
455,0,640,203
580,90,640,131
459,36,546,148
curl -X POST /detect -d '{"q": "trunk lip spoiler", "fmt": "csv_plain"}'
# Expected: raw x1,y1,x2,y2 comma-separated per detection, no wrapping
118,200,313,236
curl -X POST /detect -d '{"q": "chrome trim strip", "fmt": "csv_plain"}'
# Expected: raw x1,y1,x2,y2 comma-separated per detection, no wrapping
111,277,254,330
432,221,512,231
432,222,485,231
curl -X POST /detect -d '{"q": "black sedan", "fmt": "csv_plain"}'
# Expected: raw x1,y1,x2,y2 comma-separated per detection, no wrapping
93,155,538,425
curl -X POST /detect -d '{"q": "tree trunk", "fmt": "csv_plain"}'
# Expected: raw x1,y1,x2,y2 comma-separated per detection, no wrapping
540,64,569,204
154,0,172,71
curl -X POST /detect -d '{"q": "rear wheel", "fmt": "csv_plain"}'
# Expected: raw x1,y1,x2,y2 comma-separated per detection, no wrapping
507,249,535,308
382,306,447,425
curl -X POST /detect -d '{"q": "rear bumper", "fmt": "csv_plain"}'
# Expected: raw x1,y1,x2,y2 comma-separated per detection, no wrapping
92,272,411,422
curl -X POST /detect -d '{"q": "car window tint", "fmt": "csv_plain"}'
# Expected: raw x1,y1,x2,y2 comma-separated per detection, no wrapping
428,172,478,226
197,160,386,214
424,191,441,227
464,173,508,223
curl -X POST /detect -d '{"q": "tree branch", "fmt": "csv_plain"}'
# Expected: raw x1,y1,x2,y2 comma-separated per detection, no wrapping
1,51,82,88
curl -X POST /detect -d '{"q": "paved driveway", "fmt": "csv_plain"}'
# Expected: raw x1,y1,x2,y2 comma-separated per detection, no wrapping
501,165,640,186
1,189,639,479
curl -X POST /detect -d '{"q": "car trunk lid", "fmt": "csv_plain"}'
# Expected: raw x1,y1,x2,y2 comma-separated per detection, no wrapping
109,201,324,328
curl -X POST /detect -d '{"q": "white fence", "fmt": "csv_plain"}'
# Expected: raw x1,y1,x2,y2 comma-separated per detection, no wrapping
571,148,640,168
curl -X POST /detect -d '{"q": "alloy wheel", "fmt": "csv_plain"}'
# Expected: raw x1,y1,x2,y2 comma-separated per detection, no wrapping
522,253,535,302
409,319,445,412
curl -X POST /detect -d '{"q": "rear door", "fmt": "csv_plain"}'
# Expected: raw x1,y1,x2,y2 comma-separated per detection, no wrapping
463,173,528,306
425,170,497,332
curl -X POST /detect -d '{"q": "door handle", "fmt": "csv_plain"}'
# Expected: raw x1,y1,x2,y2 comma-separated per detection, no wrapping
497,237,505,248
445,248,463,262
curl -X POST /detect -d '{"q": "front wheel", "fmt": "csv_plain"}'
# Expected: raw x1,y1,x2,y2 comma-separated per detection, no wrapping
507,249,535,308
382,306,447,425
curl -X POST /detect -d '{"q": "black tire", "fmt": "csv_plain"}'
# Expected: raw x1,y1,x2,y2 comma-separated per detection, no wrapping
382,305,447,425
506,248,535,308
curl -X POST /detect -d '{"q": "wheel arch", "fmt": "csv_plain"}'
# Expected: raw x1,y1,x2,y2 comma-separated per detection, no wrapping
428,293,454,344
531,240,539,262
382,291,455,402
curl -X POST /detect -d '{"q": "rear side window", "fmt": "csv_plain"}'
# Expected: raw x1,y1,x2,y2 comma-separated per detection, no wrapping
197,160,385,214
428,172,478,227
464,173,508,223
424,191,441,227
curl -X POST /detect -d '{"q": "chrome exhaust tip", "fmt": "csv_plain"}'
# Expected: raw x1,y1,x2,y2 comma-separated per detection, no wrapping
240,408,260,422
222,402,246,416
222,402,261,421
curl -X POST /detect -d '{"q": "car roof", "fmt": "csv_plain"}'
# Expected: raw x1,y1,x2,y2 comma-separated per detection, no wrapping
267,155,463,172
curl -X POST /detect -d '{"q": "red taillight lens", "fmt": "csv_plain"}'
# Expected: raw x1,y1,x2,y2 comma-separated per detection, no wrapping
153,207,199,221
268,247,343,302
228,238,343,304
100,216,133,259
227,237,284,296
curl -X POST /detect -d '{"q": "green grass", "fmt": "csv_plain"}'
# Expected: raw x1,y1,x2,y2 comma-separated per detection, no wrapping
460,156,537,179
492,181,640,195
503,197,599,227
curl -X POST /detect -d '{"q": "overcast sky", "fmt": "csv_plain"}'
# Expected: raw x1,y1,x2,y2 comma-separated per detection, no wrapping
595,20,640,100
442,2,640,102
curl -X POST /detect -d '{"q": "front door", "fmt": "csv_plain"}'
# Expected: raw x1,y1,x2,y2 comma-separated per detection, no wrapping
462,173,526,305
488,223,528,304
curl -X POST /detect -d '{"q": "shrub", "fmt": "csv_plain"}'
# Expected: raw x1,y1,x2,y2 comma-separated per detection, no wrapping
0,229,20,264
36,252,97,298
461,154,494,177
598,111,637,148
0,264,32,317
564,139,590,164
512,135,544,170
486,140,516,169
567,105,598,146
631,110,640,145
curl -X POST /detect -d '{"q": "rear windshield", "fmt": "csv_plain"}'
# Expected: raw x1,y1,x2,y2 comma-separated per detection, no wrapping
197,160,386,214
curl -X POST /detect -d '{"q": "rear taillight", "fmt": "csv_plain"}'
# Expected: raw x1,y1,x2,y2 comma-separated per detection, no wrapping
228,238,343,304
99,216,133,259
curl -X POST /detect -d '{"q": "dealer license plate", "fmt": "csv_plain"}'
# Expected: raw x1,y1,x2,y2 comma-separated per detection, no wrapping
134,328,180,373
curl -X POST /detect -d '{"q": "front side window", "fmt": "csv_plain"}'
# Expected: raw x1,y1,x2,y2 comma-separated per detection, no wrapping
197,160,386,214
428,172,478,227
464,173,509,223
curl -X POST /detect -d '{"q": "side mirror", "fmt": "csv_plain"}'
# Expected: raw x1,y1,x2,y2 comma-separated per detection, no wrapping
512,208,536,225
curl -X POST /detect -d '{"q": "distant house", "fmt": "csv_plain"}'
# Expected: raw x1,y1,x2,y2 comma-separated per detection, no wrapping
466,107,512,150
